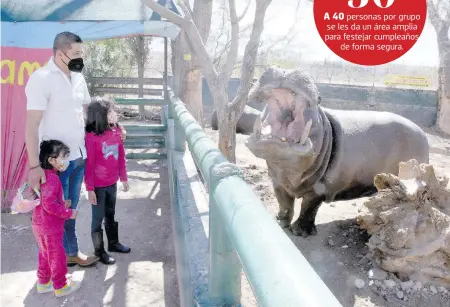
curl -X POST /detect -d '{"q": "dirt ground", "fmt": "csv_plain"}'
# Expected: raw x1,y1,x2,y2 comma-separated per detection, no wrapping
204,127,450,307
1,158,179,307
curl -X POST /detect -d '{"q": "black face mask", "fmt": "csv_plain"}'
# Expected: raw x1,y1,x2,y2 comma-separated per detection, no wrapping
61,51,84,73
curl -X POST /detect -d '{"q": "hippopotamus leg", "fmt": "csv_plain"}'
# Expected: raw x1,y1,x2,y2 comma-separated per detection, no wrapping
290,194,325,237
273,185,295,228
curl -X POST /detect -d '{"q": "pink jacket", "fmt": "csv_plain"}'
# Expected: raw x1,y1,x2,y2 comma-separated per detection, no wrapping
85,128,127,191
32,169,73,234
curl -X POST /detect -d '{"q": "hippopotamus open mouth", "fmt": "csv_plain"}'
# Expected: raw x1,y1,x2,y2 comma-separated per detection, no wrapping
245,67,319,161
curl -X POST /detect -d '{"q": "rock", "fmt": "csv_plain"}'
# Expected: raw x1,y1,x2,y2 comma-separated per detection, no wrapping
406,288,411,294
341,245,349,249
438,286,446,293
330,203,335,207
369,280,374,286
255,184,264,190
400,280,414,291
384,279,396,289
368,268,388,280
355,279,365,289
374,280,382,287
413,281,422,291
396,291,404,299
430,285,438,294
338,262,344,266
358,258,369,265
328,239,335,247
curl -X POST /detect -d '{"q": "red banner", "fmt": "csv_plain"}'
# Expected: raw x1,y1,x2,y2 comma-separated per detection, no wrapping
1,46,52,208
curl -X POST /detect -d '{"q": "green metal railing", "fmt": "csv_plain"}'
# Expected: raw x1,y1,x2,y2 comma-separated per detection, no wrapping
116,98,168,160
167,89,343,307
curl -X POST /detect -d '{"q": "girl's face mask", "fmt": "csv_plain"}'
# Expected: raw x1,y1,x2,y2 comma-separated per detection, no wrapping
50,157,69,172
108,110,118,125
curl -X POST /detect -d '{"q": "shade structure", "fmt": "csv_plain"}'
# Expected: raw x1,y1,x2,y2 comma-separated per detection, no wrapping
1,0,180,208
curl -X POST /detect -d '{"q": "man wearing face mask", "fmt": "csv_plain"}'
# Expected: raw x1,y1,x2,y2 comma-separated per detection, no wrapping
25,32,100,267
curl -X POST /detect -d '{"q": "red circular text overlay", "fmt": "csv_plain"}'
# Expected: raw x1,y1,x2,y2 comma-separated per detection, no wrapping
313,0,427,66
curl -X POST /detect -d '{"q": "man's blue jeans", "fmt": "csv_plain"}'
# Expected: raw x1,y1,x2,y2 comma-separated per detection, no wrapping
59,157,86,257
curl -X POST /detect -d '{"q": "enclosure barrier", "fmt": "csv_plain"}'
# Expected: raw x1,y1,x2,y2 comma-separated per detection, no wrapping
116,97,168,160
167,89,343,307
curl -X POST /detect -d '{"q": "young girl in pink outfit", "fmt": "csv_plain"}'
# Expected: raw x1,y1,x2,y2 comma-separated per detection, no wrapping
85,98,130,265
32,140,81,297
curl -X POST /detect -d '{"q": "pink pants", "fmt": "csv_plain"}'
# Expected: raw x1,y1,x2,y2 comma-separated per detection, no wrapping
33,229,68,290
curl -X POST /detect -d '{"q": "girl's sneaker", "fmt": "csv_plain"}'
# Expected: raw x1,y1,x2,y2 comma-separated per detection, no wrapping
37,281,54,294
54,280,81,297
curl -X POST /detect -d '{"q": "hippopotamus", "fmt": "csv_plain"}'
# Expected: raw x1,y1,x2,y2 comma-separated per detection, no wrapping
211,105,266,135
244,67,429,237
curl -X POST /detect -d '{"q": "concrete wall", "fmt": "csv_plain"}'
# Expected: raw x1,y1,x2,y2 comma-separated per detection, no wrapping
201,78,439,128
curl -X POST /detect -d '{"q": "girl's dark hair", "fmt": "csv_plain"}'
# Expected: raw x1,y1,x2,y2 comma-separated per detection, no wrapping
85,97,116,135
39,140,70,170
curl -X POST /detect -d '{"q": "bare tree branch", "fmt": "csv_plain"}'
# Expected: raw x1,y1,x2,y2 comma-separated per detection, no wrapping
428,0,444,32
177,0,194,21
218,0,240,84
181,0,193,13
141,0,218,80
238,0,251,22
231,0,272,112
191,0,214,43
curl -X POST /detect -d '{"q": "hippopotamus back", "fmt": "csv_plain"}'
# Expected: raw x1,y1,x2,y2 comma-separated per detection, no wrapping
320,107,429,202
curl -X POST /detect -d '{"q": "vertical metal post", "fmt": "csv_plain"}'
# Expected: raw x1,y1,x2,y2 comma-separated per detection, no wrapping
171,97,186,152
164,37,169,100
174,118,186,152
161,38,169,127
161,105,167,128
208,165,242,305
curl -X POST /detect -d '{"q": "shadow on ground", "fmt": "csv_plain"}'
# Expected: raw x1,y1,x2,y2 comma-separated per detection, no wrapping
1,159,179,307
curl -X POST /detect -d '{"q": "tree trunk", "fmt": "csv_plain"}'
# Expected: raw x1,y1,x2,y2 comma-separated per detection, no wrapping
137,36,145,119
215,90,238,163
436,24,450,135
170,1,212,127
181,69,204,126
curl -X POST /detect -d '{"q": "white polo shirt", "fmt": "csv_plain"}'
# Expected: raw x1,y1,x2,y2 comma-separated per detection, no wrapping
25,57,91,161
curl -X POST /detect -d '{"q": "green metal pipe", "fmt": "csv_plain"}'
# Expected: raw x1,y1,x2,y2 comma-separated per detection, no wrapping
122,124,166,132
169,91,342,306
169,92,187,152
115,98,168,106
212,177,342,307
125,152,166,160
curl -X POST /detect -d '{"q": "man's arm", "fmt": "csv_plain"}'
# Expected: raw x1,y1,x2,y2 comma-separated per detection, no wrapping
82,77,90,119
25,111,44,168
25,71,48,187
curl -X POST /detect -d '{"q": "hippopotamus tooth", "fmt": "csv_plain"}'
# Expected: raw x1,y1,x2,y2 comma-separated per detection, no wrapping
300,119,312,145
253,116,262,139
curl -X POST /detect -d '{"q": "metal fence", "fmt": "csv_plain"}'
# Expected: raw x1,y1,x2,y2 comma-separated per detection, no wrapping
166,89,342,307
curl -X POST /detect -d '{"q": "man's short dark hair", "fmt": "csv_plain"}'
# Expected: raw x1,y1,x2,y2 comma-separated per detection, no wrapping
53,32,83,55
